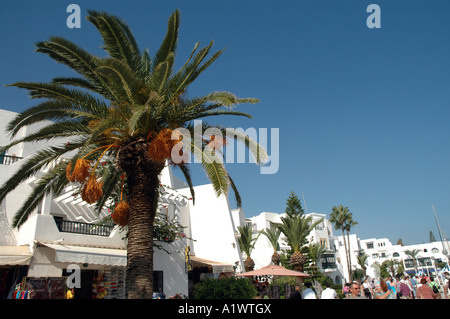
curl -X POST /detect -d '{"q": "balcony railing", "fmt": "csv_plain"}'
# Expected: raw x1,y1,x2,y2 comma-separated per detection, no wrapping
54,218,114,237
0,155,22,165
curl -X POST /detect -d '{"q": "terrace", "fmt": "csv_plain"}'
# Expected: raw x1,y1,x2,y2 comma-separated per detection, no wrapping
0,154,22,165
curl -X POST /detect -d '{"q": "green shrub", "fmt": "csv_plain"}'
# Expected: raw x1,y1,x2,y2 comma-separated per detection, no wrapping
270,276,298,298
192,277,257,299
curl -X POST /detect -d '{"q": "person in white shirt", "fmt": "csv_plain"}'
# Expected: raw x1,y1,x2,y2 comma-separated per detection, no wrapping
302,282,317,299
321,282,338,299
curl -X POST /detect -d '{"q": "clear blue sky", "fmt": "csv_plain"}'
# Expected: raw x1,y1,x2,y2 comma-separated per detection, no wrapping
1,0,450,245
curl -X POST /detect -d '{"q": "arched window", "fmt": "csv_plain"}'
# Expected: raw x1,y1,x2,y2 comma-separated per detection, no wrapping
393,252,400,257
432,248,439,253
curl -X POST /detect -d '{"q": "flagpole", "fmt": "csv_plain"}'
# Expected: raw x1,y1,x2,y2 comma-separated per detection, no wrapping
432,204,448,255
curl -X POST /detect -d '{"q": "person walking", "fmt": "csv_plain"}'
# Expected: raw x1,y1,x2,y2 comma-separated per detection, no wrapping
362,277,373,299
416,278,437,299
290,285,302,299
302,282,317,299
397,277,413,299
405,275,416,299
443,272,449,299
386,277,397,299
428,276,441,299
321,282,337,299
343,283,349,298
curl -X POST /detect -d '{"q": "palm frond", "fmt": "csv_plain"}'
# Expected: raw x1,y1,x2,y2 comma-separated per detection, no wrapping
95,58,141,107
227,173,242,208
276,215,322,252
35,37,119,102
262,228,281,251
86,10,141,71
174,163,195,205
6,83,109,136
151,10,179,74
0,121,88,154
0,140,86,204
225,128,269,165
237,224,260,256
168,40,220,98
94,164,123,214
12,164,69,228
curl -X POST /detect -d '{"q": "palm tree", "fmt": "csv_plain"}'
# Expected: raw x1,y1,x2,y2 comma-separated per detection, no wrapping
237,224,261,271
356,253,369,277
307,242,327,274
383,259,400,277
404,249,420,273
0,10,266,298
329,205,352,281
276,214,322,273
261,227,281,265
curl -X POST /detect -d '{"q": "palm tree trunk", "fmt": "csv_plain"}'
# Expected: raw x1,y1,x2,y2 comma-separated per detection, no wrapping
346,229,353,281
342,228,352,282
244,256,255,272
119,140,165,299
272,251,280,266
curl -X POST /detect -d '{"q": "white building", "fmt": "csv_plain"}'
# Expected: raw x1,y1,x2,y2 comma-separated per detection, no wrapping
360,237,450,280
332,234,450,282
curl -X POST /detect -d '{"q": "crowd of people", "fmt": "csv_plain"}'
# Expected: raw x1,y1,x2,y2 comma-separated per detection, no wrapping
341,272,450,300
289,272,450,299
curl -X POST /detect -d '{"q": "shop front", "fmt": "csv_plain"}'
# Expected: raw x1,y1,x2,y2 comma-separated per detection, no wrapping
0,245,33,299
20,243,127,299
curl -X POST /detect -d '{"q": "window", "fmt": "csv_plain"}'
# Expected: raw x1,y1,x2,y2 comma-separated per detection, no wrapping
393,252,400,257
315,223,324,231
418,258,432,267
321,254,337,269
372,253,378,258
432,248,439,253
404,259,414,268
367,242,374,249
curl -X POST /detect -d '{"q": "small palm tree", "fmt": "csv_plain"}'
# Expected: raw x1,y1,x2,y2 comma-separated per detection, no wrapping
276,214,321,273
237,224,261,271
357,253,369,277
307,242,327,273
261,227,281,265
383,259,400,277
0,10,266,298
404,249,420,273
